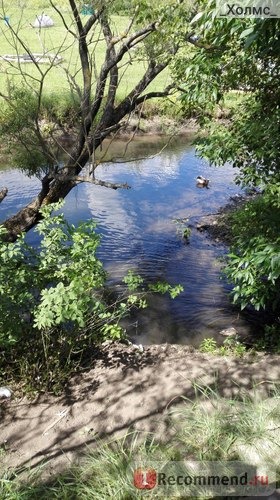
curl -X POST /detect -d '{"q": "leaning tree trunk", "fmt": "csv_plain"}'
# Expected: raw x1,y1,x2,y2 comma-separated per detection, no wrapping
2,178,76,241
0,188,8,204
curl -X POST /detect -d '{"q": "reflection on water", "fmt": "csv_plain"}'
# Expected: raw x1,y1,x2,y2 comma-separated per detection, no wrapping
0,136,260,345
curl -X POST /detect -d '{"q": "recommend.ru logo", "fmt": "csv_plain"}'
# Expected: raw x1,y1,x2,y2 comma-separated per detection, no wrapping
132,461,276,496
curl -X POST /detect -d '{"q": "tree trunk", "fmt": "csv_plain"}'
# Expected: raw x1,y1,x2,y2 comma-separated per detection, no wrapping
0,0,180,241
0,188,8,204
2,179,75,241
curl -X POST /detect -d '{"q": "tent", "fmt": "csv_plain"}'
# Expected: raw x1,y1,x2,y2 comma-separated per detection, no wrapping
33,14,54,28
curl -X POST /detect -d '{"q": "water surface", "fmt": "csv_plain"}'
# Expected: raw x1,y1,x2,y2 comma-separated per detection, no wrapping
0,136,259,345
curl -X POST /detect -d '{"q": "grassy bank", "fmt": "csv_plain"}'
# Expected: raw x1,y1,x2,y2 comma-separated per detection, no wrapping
1,384,279,499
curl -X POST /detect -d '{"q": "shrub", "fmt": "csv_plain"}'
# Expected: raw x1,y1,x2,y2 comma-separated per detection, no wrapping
0,202,117,390
0,85,80,177
41,91,81,127
0,202,182,392
199,337,247,357
224,195,280,312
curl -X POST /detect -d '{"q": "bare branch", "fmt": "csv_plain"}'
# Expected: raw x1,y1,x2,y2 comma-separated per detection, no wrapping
0,0,182,239
83,7,105,36
135,84,175,106
69,0,92,114
107,134,177,164
88,20,158,121
49,0,76,37
114,59,171,120
100,14,118,109
52,174,130,190
116,23,156,54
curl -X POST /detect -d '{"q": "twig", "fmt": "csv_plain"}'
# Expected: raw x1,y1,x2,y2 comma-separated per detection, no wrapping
42,408,69,435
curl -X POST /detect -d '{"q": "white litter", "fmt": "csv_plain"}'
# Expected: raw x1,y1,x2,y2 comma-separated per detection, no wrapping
43,408,69,435
33,13,54,28
0,387,12,399
132,343,144,353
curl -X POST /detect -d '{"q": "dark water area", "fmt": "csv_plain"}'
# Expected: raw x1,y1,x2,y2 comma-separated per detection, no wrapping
0,136,262,346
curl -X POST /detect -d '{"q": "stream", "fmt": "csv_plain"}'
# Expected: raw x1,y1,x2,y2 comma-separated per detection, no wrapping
0,135,261,346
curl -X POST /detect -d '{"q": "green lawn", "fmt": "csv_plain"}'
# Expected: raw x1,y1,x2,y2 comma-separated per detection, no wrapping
0,6,169,99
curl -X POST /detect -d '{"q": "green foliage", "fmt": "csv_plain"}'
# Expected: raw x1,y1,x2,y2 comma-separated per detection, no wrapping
253,323,280,353
172,218,192,240
176,2,280,185
123,270,184,299
183,227,191,239
174,2,280,317
199,337,217,354
0,201,105,337
0,85,80,177
128,0,195,65
0,86,47,175
123,270,144,291
199,336,247,357
41,91,81,128
0,202,183,391
195,96,280,188
148,281,184,299
224,196,280,312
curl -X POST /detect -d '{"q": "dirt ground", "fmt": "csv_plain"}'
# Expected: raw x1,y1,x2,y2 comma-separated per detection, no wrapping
1,343,280,491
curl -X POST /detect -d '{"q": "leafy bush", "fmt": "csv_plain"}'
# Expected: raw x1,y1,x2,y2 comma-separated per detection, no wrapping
174,6,280,321
41,91,81,128
224,195,280,312
0,202,182,392
199,336,247,357
0,85,80,177
195,96,280,188
253,323,280,353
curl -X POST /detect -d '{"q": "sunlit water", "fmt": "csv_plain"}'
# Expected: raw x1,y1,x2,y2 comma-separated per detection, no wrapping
0,136,261,346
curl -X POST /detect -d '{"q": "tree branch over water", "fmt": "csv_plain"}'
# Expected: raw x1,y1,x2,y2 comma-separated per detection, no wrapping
53,174,130,190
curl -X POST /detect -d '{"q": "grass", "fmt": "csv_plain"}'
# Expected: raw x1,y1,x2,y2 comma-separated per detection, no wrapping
0,5,243,123
0,5,169,99
0,384,279,499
